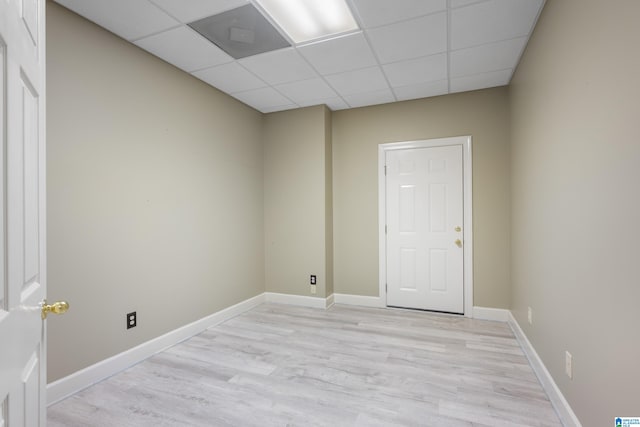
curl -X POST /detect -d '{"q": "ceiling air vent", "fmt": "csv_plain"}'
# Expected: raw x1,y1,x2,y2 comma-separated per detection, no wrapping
189,4,291,60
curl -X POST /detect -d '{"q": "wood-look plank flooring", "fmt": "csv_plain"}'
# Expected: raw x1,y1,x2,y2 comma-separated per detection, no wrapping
48,304,562,426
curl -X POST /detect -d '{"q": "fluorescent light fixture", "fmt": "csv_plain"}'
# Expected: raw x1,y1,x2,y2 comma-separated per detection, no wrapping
255,0,359,44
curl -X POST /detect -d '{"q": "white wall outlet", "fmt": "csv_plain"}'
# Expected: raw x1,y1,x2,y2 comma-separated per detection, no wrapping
310,284,316,295
527,307,533,325
565,351,573,379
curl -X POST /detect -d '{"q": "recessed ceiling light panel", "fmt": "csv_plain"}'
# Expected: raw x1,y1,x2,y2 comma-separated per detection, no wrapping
254,0,359,44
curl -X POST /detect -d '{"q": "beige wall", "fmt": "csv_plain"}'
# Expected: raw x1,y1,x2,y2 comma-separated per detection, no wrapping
332,89,511,308
47,3,265,382
509,0,640,424
263,106,332,298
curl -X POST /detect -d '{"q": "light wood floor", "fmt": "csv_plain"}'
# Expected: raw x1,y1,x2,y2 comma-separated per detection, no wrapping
48,303,562,426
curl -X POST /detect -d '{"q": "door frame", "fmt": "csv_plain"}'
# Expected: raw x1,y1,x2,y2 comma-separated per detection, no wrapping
378,136,473,317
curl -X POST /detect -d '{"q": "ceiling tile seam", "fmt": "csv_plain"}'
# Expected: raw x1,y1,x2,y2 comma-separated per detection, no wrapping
446,0,453,94
188,59,236,75
450,0,492,11
389,79,448,97
148,0,250,26
453,65,515,80
145,0,187,24
360,8,449,33
115,0,180,41
289,40,352,114
352,7,449,31
320,64,393,100
213,60,272,95
128,23,185,43
272,75,339,95
451,67,514,81
449,35,531,53
376,49,448,70
228,67,300,106
344,8,396,103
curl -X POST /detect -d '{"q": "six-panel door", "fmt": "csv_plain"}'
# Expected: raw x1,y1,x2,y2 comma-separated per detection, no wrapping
0,0,47,425
386,145,464,313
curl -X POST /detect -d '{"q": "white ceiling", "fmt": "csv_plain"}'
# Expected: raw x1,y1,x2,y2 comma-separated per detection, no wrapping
53,0,545,113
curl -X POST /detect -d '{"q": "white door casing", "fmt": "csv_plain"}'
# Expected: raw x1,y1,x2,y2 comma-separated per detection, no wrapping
0,0,47,425
379,137,472,316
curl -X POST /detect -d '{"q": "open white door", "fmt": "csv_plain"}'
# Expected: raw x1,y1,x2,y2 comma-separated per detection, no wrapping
0,0,53,425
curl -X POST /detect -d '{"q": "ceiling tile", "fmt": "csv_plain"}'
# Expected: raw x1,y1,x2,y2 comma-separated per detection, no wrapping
298,97,350,110
343,89,396,108
275,78,337,104
325,67,389,96
393,80,449,101
351,0,446,28
149,0,248,23
451,37,526,78
451,0,544,50
450,69,512,93
298,32,378,75
383,53,447,87
450,0,487,8
135,26,233,73
239,48,317,85
231,87,293,111
367,12,447,64
55,0,179,41
192,62,266,94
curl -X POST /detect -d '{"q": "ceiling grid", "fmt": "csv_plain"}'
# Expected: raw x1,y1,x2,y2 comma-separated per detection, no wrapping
54,0,545,113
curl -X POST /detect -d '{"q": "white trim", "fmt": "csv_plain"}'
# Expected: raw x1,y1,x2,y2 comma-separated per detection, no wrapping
472,306,509,322
326,293,335,308
508,312,582,427
264,292,329,309
47,293,265,406
378,136,474,317
333,293,384,308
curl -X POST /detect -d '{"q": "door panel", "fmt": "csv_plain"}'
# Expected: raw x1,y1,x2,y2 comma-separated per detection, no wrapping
23,75,41,288
386,145,464,313
0,0,47,425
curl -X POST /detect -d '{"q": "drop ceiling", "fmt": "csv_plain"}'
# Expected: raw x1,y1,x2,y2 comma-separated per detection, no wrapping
53,0,545,113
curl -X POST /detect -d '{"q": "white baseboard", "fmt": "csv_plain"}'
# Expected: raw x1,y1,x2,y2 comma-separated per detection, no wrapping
508,312,582,427
326,293,335,308
333,293,384,308
264,292,332,309
47,293,265,406
473,306,510,322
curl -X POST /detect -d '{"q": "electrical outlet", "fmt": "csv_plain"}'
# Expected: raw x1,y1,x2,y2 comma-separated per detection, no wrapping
565,351,573,379
127,311,137,329
310,275,316,285
310,284,317,294
527,307,533,325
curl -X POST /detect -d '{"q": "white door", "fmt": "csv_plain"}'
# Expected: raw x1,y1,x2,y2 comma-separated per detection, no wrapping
0,0,48,425
385,144,464,313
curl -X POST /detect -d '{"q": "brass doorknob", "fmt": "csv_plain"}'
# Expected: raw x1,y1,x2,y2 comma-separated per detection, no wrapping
41,300,69,319
455,239,462,248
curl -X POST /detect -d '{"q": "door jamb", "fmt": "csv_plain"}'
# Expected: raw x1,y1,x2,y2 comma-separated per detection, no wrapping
378,136,473,317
